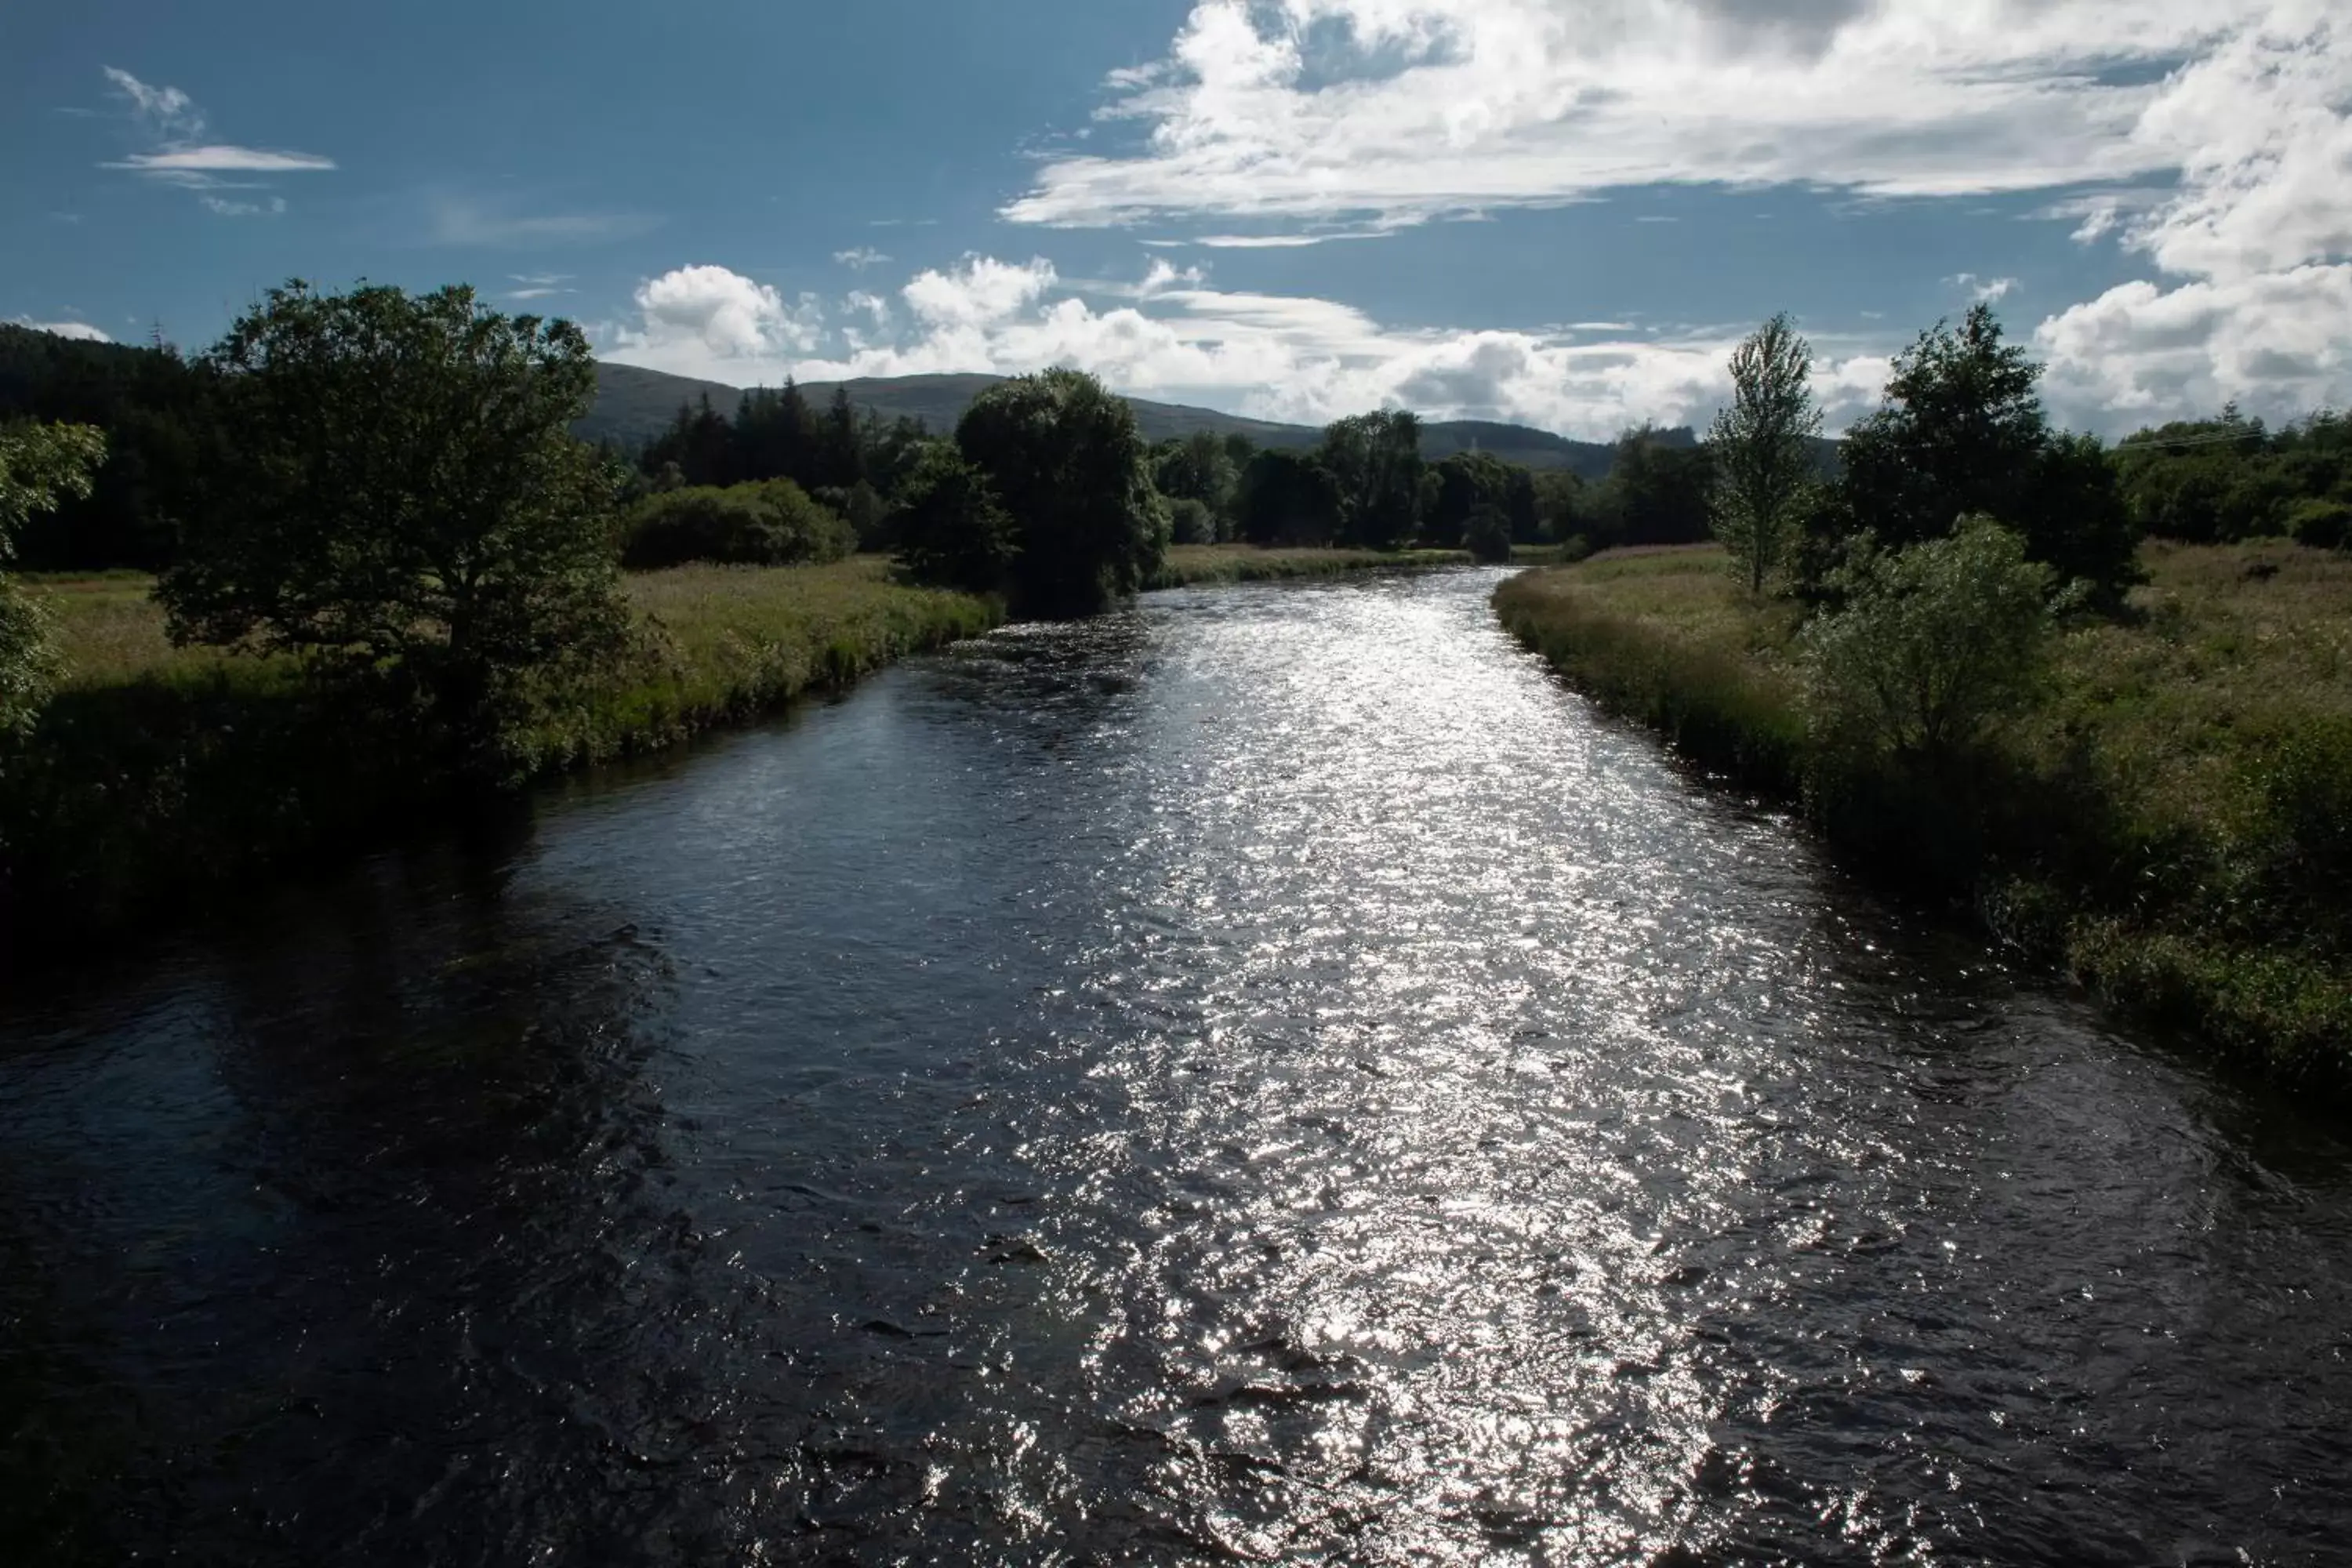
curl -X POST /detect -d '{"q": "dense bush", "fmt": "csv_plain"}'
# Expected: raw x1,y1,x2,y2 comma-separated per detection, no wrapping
1801,518,2058,760
1463,504,1514,563
620,478,855,569
1167,495,1216,546
0,423,107,736
2117,409,2350,544
892,441,1014,593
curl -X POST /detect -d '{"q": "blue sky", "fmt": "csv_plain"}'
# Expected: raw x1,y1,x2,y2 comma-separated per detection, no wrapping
5,0,2347,437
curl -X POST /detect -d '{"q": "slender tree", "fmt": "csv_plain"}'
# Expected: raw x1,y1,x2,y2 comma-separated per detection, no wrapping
1708,313,1821,594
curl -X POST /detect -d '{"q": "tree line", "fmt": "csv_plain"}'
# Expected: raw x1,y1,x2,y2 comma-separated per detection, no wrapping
5,279,2349,797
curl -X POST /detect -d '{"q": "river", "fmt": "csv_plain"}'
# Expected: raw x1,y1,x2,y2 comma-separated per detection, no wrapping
2,568,2347,1565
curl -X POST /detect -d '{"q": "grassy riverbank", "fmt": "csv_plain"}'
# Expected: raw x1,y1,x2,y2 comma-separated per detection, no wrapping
1495,543,2352,1091
3,560,999,949
1148,543,1475,587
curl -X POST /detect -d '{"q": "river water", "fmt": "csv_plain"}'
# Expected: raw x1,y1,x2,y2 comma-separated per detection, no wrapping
2,568,2347,1566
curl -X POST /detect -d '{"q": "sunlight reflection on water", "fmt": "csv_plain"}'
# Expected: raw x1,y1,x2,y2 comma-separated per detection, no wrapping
2,569,2348,1565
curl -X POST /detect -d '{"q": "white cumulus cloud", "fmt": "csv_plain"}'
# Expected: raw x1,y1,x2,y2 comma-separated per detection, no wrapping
615,265,826,361
996,0,2350,432
2034,3,2352,426
1007,0,2255,230
602,255,1893,438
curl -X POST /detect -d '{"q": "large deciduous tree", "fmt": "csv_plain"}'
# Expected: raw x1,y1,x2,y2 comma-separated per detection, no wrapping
944,368,1164,617
1235,448,1341,546
1319,410,1425,549
1708,314,1820,595
1830,303,2138,604
158,281,630,766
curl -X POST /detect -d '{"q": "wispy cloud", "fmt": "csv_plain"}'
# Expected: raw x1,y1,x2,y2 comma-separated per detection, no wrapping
1193,230,1388,249
505,272,578,300
1948,272,2020,303
200,194,287,218
107,145,336,173
103,65,203,137
833,247,891,270
426,199,657,248
98,67,333,213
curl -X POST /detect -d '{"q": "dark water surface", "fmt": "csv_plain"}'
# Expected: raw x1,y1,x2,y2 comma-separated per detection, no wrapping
4,568,2348,1565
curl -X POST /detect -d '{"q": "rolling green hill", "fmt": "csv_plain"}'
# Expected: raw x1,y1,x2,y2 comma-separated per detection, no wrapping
583,362,1650,474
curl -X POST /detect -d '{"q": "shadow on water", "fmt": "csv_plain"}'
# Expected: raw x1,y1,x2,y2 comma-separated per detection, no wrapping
0,827,697,1563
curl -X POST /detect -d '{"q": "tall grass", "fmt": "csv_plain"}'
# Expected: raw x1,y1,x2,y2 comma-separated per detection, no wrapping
1494,542,2352,1092
1147,544,1472,588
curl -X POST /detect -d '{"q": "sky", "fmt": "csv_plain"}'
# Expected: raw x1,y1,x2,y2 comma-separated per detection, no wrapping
4,0,2348,438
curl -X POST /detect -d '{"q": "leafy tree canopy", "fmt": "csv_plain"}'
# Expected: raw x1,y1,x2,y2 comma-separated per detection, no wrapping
0,421,107,734
949,368,1165,618
157,281,630,768
1318,409,1425,550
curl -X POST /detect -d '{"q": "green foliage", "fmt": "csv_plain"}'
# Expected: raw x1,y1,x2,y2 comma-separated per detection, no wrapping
1587,426,1715,548
1463,504,1514,563
619,478,854,569
1154,431,1239,535
1428,451,1538,549
892,440,1015,594
2288,496,2352,550
639,377,935,507
1317,410,1425,549
946,369,1164,617
1831,304,2139,603
1530,469,1587,545
1,559,1000,946
0,323,215,570
1166,495,1217,546
156,281,630,775
2116,408,2350,545
1802,519,2057,760
1708,314,1820,595
1236,448,1341,545
0,422,107,734
1499,539,2352,1091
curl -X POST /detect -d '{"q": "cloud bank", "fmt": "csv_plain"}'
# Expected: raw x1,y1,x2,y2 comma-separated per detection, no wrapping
993,0,2352,429
603,256,1894,439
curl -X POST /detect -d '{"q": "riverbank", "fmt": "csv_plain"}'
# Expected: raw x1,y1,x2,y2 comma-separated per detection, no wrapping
1494,542,2352,1092
1148,543,1475,587
3,559,1000,952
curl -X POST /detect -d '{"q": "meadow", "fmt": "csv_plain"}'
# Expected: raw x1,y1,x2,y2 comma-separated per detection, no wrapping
1495,541,2352,1089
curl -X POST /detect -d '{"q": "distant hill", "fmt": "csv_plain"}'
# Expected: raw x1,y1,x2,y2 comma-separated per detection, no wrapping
582,361,1837,480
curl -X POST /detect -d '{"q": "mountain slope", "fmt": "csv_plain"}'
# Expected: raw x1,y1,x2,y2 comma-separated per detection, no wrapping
583,361,1837,479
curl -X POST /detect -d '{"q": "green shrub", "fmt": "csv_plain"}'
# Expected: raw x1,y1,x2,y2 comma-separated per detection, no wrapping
620,479,855,570
1463,503,1514,563
2287,497,2351,550
1167,495,1216,546
1802,517,2058,760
